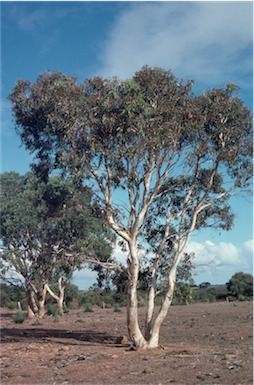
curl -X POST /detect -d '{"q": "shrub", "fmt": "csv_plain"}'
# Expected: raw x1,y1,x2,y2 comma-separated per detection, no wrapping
79,290,101,306
13,310,25,324
238,294,248,301
53,313,60,322
207,288,218,302
64,284,80,306
33,319,42,326
7,301,17,310
113,304,121,312
84,303,93,312
227,272,253,298
48,303,59,316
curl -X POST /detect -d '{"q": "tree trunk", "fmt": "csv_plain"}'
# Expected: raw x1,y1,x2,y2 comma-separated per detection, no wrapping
57,277,65,314
26,282,38,318
45,276,66,314
145,285,155,340
27,305,35,319
38,284,47,318
145,258,158,340
147,268,177,348
126,242,147,348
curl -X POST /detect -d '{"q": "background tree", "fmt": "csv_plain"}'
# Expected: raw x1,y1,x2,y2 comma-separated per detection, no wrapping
227,272,253,299
0,172,114,316
8,66,252,347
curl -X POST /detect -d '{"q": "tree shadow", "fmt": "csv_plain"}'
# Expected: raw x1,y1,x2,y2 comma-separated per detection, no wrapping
0,312,14,320
0,327,117,347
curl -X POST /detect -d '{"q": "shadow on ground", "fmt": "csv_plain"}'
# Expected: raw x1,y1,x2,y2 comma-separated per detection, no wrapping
0,327,117,346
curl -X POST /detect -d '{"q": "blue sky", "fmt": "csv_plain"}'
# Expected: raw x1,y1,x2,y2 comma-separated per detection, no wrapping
1,1,253,288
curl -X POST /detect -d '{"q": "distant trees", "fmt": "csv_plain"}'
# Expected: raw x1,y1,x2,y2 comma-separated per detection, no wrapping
227,272,253,299
8,66,253,347
0,172,114,317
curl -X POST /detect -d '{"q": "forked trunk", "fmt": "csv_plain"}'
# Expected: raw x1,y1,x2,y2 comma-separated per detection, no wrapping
126,242,179,349
45,276,65,314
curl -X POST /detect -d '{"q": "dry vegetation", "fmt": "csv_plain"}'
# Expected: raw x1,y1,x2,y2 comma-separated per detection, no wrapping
1,300,253,384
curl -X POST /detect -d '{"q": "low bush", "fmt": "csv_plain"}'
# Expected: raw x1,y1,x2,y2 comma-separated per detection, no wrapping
113,304,121,312
47,303,60,316
7,301,17,310
13,310,25,324
53,313,60,322
84,303,93,312
33,319,42,326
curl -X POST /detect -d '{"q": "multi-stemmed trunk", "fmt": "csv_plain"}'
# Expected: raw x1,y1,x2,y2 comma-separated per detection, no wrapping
126,240,178,349
45,276,65,314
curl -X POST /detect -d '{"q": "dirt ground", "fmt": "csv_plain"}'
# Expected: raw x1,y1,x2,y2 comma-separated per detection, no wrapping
0,301,253,385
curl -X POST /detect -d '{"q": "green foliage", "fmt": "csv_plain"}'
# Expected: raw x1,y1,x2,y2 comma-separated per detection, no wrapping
84,303,93,312
33,319,42,326
7,67,253,345
192,287,219,303
13,310,25,324
227,272,253,298
62,284,80,306
0,171,115,316
7,301,17,310
53,313,60,322
79,289,101,306
47,303,59,316
173,282,194,305
113,304,121,312
199,282,211,288
112,292,128,307
0,284,25,308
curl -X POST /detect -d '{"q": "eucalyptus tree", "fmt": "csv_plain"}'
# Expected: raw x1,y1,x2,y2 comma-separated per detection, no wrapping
0,172,114,316
8,66,252,346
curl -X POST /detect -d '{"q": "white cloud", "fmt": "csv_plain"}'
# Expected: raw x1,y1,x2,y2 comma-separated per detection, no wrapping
112,242,128,266
100,2,252,89
187,239,253,284
72,239,253,289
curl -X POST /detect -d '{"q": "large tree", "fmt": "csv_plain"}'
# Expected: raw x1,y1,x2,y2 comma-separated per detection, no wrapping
0,172,114,316
8,66,252,347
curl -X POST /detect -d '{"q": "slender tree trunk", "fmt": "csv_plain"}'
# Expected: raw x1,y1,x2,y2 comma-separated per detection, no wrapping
26,282,38,318
126,241,147,348
27,305,35,319
38,284,47,318
57,277,65,314
145,259,157,340
147,267,177,348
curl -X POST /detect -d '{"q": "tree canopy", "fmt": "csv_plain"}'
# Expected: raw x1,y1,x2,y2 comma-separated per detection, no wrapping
227,272,253,298
8,65,253,347
0,171,114,315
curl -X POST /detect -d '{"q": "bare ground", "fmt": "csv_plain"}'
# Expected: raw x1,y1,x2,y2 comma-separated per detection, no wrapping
0,301,253,385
